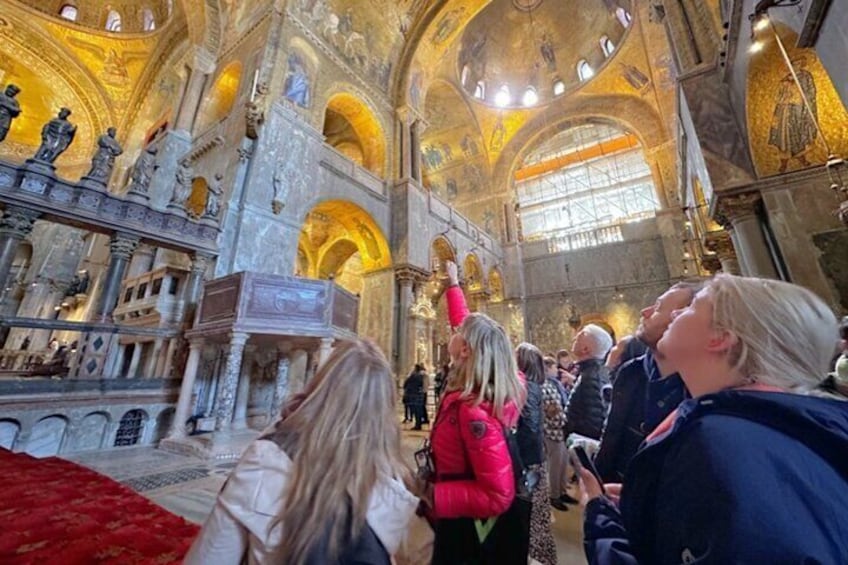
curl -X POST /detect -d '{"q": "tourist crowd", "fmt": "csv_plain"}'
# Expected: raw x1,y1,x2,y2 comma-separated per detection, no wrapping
186,261,848,564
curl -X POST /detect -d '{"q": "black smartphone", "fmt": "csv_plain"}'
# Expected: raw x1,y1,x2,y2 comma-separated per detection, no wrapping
570,445,606,495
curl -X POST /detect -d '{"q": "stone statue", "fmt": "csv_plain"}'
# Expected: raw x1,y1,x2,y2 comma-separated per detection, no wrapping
171,160,193,206
0,84,21,143
127,145,158,195
34,107,77,163
86,127,123,182
204,173,223,219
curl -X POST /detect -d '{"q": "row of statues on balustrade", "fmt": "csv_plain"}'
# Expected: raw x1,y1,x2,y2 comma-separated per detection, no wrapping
0,84,221,221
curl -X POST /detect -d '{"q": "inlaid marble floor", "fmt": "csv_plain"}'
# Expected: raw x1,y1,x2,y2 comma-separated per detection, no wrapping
65,426,587,564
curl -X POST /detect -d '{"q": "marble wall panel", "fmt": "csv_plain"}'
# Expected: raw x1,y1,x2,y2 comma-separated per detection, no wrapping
66,412,109,453
0,420,20,450
26,416,68,458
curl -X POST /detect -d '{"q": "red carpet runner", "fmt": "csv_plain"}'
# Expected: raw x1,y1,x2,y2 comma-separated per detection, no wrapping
0,448,199,564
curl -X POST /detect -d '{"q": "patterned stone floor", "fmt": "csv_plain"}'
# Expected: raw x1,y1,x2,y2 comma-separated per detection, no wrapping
65,423,587,564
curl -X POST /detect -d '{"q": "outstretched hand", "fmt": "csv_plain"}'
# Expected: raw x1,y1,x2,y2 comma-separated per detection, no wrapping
445,261,459,286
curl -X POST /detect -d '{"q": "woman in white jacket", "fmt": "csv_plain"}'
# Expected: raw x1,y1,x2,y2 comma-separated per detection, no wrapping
185,339,419,564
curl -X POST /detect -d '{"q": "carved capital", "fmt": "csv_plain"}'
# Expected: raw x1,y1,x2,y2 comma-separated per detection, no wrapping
715,192,761,226
395,265,430,285
703,230,737,261
190,252,213,274
109,232,140,260
0,206,40,238
228,332,250,349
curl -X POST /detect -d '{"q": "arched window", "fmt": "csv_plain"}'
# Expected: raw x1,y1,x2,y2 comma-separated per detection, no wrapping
616,7,632,27
143,8,156,31
59,4,78,21
105,10,122,32
494,84,511,107
514,122,659,252
461,65,470,86
600,36,615,57
474,80,486,100
552,79,566,96
577,60,594,82
522,86,538,107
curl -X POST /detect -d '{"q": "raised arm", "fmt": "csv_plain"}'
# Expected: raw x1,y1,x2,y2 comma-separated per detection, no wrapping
445,260,470,328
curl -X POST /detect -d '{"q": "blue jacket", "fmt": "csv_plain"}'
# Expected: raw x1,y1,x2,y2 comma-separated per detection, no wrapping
584,390,848,564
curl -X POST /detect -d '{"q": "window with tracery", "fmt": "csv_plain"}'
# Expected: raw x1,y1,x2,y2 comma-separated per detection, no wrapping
114,409,146,446
515,123,660,252
105,9,122,32
59,4,78,21
616,7,632,27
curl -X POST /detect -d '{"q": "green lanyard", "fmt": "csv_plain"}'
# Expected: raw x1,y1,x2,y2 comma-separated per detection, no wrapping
474,517,498,544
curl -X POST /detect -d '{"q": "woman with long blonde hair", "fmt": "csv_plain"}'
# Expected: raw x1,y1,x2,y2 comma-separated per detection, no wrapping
581,275,848,563
185,339,418,564
422,260,528,564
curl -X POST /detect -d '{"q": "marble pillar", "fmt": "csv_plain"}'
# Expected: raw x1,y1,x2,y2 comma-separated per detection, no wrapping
175,65,210,132
169,338,204,438
718,193,778,279
317,337,334,368
127,244,155,278
395,273,415,378
705,231,741,275
397,107,413,180
232,348,253,429
0,207,39,289
269,352,290,422
161,338,179,379
215,332,249,430
125,342,143,378
181,252,211,324
96,233,139,322
144,338,164,378
411,119,424,183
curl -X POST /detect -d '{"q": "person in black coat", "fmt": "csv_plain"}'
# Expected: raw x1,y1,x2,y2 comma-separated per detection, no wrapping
403,365,426,429
581,275,848,564
594,282,702,483
565,324,613,441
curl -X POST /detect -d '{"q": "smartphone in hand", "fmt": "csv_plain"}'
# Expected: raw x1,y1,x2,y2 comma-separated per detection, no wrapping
570,445,606,495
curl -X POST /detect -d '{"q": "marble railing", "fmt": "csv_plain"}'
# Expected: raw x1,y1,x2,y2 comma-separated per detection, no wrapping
0,158,218,255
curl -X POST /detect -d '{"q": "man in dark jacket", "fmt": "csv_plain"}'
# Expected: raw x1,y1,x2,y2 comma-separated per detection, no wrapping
594,282,701,483
584,391,848,564
565,324,613,441
403,365,426,430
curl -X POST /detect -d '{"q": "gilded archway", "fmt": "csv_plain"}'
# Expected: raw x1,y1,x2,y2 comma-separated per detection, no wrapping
322,93,387,177
195,60,241,133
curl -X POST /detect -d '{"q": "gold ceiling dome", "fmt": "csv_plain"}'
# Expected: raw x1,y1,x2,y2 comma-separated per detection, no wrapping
14,0,174,33
458,0,632,108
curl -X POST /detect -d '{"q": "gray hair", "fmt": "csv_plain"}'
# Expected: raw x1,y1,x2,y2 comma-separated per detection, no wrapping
582,324,614,360
709,275,838,392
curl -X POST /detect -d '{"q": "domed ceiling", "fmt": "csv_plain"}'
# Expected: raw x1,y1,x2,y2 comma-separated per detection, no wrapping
457,0,630,108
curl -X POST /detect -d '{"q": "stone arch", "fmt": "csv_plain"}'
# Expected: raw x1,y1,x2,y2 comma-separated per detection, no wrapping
0,419,21,450
318,239,359,280
322,91,387,177
492,94,668,193
27,414,69,457
153,407,175,443
430,235,457,273
67,411,110,452
298,200,392,278
195,60,242,133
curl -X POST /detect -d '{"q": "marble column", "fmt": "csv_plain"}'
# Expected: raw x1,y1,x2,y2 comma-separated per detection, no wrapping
717,193,778,279
0,207,40,289
160,338,179,379
411,119,425,183
397,107,412,180
269,351,290,422
232,347,253,429
174,50,214,132
144,338,164,378
215,332,249,430
395,270,416,378
317,337,334,368
181,252,212,324
169,338,204,439
127,244,155,278
96,233,139,322
125,342,143,378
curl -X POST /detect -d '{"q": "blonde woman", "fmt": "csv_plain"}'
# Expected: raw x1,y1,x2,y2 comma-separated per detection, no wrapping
185,339,418,564
422,261,527,564
581,275,848,564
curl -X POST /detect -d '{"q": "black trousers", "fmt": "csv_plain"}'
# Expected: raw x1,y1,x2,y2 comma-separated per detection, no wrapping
431,498,530,565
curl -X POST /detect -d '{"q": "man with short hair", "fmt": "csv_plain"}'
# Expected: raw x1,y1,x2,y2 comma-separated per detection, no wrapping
564,324,613,441
594,281,703,483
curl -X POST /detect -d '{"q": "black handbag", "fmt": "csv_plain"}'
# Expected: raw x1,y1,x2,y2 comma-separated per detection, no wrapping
503,425,539,501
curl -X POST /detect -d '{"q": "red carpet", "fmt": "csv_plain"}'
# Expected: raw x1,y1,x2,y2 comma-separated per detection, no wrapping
0,448,199,564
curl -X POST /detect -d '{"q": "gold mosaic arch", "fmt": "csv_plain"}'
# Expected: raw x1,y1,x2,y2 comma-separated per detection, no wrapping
488,267,504,302
746,23,848,178
297,200,392,277
195,60,242,133
463,252,484,291
321,90,388,177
